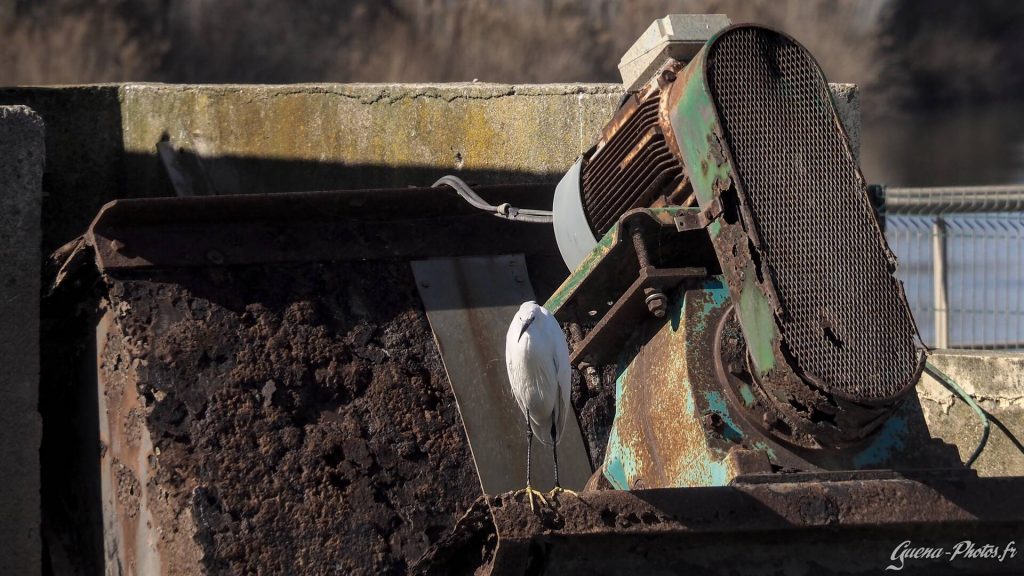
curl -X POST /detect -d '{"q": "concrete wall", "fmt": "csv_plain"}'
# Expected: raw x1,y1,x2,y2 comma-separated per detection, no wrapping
921,351,1024,476
0,105,44,576
0,81,859,253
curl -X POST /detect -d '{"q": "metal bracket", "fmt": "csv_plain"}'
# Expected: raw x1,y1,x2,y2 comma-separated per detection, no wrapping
673,196,723,231
570,266,706,367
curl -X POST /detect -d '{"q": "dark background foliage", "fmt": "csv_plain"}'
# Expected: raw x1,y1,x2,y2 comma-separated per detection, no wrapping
3,0,1023,115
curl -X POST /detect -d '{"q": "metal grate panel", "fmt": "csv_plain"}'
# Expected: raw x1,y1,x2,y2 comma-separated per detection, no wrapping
706,27,921,400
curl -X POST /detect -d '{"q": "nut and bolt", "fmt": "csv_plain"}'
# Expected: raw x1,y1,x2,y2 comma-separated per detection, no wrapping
632,223,668,318
645,289,667,318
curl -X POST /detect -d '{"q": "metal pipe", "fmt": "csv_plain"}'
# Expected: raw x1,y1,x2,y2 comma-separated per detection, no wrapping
881,185,1024,215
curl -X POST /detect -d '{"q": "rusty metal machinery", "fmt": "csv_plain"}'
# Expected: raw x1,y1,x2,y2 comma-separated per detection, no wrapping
553,61,690,271
548,24,962,489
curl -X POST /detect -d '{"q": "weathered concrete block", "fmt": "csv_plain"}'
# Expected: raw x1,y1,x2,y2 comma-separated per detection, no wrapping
618,14,731,92
0,105,44,576
118,83,624,197
117,82,861,194
919,351,1024,476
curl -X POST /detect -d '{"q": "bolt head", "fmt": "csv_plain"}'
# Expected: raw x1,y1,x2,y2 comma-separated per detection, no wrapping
645,292,668,317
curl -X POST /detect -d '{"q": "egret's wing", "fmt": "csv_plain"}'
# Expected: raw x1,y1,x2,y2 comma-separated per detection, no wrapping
505,328,530,420
524,336,558,446
506,358,531,419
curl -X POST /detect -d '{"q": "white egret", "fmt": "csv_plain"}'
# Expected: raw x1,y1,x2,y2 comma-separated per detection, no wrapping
505,301,574,510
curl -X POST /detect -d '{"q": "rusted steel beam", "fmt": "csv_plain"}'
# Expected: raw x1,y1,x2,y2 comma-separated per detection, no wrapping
417,471,1024,575
85,184,560,271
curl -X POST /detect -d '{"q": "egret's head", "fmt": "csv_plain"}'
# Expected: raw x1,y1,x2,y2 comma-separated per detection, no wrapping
516,301,539,341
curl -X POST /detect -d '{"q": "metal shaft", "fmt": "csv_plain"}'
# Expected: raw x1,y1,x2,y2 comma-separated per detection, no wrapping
631,225,650,269
631,222,668,317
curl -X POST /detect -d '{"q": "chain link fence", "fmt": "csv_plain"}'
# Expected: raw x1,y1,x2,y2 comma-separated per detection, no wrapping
878,185,1024,350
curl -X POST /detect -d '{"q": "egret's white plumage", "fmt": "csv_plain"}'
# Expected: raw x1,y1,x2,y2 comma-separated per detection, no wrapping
505,301,571,447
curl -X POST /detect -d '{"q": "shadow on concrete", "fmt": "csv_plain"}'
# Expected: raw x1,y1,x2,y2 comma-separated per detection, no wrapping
984,408,1024,459
0,87,126,254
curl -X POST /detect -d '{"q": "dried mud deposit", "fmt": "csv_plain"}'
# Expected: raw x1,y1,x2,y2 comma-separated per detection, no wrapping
100,261,480,574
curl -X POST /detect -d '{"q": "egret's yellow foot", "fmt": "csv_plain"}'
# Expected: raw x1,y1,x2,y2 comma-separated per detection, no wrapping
514,485,549,512
547,486,579,499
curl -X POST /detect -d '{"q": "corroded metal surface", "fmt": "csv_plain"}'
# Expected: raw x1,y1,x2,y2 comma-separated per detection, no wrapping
706,26,921,401
544,207,716,367
417,471,1024,575
666,25,923,449
86,184,560,272
581,61,689,237
603,280,734,489
601,278,959,490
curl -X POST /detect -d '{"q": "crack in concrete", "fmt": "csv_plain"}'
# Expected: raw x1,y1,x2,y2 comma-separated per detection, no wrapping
122,83,625,107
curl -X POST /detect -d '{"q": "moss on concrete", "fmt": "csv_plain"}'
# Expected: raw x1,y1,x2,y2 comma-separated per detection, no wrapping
0,81,860,247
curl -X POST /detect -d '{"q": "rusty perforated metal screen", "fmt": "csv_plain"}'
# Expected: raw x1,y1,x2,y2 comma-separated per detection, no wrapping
706,27,921,400
582,92,685,237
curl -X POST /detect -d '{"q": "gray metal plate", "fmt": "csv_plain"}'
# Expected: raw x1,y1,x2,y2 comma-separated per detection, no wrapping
412,255,592,494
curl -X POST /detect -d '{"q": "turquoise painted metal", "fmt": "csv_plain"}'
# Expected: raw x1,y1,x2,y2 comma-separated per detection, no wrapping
601,278,953,489
604,278,739,489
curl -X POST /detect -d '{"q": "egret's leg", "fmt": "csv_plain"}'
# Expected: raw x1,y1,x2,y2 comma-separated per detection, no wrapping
553,441,560,488
548,433,578,498
514,410,547,511
527,425,533,487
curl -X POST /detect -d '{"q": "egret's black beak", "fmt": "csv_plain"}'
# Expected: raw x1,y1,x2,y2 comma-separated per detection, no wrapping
518,316,534,341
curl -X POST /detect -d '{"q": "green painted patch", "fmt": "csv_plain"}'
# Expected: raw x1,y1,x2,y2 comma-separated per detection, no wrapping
737,273,777,374
738,383,755,407
544,226,616,312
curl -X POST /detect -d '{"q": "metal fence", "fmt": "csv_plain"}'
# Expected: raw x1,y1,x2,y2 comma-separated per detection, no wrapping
879,185,1024,350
